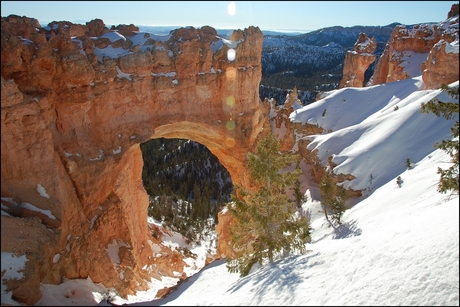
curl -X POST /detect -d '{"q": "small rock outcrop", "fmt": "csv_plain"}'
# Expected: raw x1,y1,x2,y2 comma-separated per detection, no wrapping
215,208,238,259
339,33,377,88
269,86,303,150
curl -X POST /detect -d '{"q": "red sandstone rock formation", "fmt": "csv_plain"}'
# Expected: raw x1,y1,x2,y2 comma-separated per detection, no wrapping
269,86,303,151
2,8,457,305
215,208,238,259
339,33,377,88
368,7,458,89
448,4,459,19
0,14,41,38
422,14,459,89
1,15,267,305
368,23,440,85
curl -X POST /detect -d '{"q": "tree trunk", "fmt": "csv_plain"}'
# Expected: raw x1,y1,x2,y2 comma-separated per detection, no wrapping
322,203,336,229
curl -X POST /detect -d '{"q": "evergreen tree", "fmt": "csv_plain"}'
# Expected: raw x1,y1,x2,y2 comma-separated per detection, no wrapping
420,84,459,194
405,158,412,169
293,178,308,209
319,169,349,228
226,133,311,277
396,176,403,188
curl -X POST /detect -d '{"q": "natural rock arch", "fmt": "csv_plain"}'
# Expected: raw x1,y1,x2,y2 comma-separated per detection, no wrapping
1,17,269,304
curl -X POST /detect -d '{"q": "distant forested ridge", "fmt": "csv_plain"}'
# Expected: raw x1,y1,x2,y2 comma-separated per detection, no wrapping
259,23,398,105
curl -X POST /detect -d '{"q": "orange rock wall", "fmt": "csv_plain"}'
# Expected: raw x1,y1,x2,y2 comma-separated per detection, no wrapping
422,16,459,89
1,16,267,305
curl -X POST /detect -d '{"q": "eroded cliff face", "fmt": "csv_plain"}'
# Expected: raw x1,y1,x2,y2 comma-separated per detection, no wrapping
368,11,459,89
422,15,460,89
1,15,267,305
339,33,377,88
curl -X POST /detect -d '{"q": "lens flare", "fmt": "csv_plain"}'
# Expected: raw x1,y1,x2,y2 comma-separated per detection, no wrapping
225,67,236,81
225,137,236,148
227,48,236,61
226,95,235,107
226,120,236,130
228,1,236,16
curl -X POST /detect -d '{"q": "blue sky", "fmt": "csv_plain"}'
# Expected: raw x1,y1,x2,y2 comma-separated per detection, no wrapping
1,1,455,32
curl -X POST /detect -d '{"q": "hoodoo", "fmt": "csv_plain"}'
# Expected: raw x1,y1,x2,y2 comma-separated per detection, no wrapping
339,33,377,88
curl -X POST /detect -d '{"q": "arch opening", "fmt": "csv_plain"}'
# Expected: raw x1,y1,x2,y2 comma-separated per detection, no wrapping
140,137,234,239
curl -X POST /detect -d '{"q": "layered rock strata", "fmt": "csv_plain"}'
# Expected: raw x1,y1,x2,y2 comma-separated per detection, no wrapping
1,15,267,305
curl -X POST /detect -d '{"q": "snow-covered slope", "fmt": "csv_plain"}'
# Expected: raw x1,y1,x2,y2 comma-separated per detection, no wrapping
145,76,458,307
290,77,458,193
148,147,458,306
22,67,459,306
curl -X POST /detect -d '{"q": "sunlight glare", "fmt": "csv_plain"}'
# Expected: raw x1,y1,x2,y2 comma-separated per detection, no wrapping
226,120,236,130
226,95,236,107
225,67,236,81
225,137,236,148
228,1,236,16
227,48,236,61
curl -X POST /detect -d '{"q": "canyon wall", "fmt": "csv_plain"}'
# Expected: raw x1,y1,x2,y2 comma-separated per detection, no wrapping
1,16,268,305
367,10,458,89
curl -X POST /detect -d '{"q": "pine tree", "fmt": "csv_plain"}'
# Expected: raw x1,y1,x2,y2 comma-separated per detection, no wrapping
226,133,311,277
405,158,412,170
319,169,349,228
396,176,403,188
293,177,308,209
420,84,459,194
